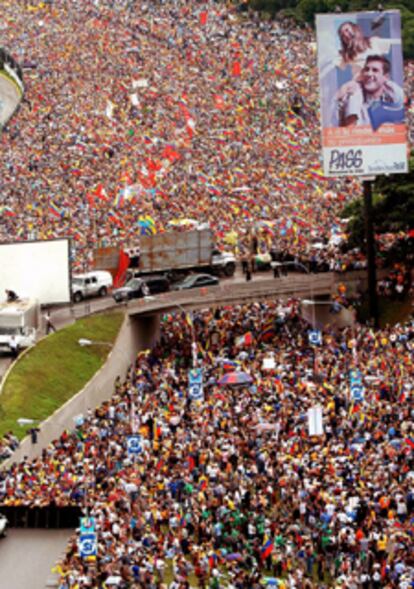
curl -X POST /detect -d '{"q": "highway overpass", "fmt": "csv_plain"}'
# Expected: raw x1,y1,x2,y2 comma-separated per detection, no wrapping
125,272,336,317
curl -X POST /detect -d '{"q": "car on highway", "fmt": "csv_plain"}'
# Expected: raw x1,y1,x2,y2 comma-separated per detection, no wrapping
0,513,8,538
113,275,170,303
172,273,219,291
271,260,310,275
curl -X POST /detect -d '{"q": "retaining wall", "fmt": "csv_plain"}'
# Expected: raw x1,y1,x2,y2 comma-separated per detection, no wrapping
1,311,149,467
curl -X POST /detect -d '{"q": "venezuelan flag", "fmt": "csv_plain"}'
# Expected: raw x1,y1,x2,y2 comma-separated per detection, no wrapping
260,326,275,342
286,139,300,150
261,537,274,560
114,190,125,207
222,359,240,372
49,201,63,218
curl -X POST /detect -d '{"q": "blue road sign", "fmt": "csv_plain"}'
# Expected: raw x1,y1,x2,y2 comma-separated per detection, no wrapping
79,532,97,558
127,435,143,455
189,368,204,400
308,329,322,346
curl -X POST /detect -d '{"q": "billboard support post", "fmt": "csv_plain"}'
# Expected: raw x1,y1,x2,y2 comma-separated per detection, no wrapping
363,179,379,328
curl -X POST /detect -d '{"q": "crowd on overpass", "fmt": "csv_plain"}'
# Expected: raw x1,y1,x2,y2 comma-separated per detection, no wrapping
0,0,412,274
0,299,413,588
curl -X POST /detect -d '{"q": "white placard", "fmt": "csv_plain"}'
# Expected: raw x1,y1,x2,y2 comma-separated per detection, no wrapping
308,406,324,436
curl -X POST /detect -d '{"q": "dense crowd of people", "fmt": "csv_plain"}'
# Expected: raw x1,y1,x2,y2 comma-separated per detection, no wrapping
0,300,413,588
0,1,413,588
377,263,411,300
0,431,19,464
1,0,412,272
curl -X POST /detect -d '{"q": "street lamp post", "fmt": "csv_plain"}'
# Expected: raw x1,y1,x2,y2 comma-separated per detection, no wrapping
78,339,113,348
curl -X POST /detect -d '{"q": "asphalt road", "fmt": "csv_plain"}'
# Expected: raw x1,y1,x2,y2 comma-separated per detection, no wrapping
0,528,72,589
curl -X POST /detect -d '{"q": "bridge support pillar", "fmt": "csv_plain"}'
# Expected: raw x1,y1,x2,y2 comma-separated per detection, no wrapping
300,298,356,331
130,312,161,351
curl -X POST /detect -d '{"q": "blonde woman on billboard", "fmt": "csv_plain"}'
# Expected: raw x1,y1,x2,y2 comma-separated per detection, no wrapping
337,21,397,74
319,18,401,82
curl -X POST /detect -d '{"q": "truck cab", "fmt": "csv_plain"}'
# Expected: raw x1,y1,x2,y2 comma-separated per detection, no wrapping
0,299,39,353
0,325,36,350
211,249,236,277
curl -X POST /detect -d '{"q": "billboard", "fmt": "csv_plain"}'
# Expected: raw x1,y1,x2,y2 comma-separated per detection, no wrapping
316,10,407,176
0,48,24,129
0,239,71,305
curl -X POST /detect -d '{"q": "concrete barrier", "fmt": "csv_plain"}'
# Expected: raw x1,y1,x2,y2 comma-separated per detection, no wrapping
1,505,81,529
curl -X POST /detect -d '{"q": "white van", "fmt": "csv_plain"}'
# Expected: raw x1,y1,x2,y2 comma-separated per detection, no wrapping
71,271,113,303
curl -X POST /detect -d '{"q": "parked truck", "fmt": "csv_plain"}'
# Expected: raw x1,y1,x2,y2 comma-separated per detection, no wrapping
0,298,39,353
93,229,237,285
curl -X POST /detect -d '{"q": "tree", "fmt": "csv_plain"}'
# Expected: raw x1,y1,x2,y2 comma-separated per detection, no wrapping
245,0,414,57
341,157,414,260
372,158,414,233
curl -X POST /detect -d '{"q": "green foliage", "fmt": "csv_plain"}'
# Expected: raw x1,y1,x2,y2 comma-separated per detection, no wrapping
340,157,414,253
297,0,336,23
340,198,365,250
357,294,413,327
402,15,414,56
0,312,123,439
278,7,306,23
247,0,414,57
249,0,297,13
373,157,414,231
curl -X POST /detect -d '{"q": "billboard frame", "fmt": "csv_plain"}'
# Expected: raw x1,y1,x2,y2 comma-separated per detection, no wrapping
316,9,408,177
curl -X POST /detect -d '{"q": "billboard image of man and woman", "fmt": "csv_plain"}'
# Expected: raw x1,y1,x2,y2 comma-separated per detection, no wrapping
316,10,408,176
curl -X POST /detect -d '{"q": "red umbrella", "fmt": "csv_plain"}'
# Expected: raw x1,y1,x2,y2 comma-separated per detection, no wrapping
218,372,253,386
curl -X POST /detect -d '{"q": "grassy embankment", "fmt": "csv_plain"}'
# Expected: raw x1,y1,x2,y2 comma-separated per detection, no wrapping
0,312,124,439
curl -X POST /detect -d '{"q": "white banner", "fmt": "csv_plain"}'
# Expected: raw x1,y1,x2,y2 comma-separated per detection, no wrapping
308,406,324,436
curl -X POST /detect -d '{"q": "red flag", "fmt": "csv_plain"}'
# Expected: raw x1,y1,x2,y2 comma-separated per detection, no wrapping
113,250,130,288
146,158,162,172
235,331,253,347
405,437,414,450
232,61,241,77
161,145,181,162
86,193,95,208
200,10,208,25
107,210,123,227
94,183,109,201
214,95,225,110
